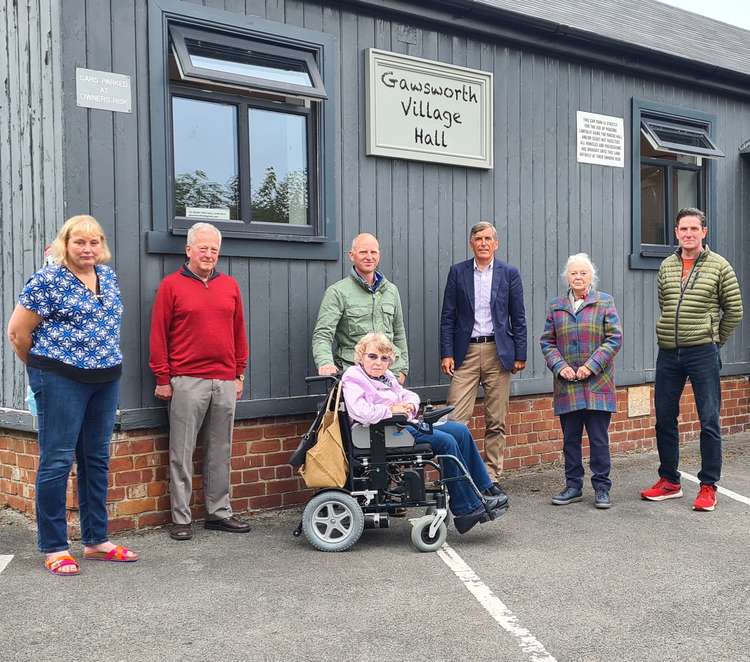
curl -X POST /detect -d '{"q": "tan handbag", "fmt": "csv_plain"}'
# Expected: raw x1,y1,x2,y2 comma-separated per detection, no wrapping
299,383,349,488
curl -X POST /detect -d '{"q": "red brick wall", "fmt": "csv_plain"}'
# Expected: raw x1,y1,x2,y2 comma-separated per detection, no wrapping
2,377,749,535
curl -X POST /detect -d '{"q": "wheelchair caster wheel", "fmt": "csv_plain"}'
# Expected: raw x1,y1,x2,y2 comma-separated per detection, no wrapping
410,516,447,553
302,491,364,552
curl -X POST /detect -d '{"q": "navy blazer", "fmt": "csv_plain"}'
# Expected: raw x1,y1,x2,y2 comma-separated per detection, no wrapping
440,258,528,371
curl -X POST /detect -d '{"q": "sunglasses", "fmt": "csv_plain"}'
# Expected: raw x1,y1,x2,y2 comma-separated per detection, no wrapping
365,353,393,363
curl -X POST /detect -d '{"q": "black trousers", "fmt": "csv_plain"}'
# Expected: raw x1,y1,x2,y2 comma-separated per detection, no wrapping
559,409,612,491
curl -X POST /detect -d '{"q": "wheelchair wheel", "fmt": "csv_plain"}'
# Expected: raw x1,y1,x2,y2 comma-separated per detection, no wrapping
302,491,365,552
410,516,448,553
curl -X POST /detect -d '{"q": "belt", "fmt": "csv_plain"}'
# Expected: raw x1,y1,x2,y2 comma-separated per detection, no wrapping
469,335,495,344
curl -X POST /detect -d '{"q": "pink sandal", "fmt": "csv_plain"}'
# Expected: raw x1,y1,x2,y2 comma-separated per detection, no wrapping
83,544,139,562
45,553,80,576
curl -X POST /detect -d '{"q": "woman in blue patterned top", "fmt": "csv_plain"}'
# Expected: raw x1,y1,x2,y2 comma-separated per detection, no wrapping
7,215,139,575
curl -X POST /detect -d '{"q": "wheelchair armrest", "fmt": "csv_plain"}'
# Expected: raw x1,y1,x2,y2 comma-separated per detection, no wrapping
305,374,340,384
373,414,409,428
422,406,454,425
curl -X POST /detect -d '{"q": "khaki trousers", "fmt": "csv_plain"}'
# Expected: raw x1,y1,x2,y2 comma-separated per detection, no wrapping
168,376,236,525
447,343,511,481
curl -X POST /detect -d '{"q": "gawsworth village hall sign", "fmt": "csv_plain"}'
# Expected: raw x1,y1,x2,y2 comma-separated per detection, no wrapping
366,48,493,169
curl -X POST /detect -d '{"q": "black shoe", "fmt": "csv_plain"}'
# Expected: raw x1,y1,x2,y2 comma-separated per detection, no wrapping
204,515,251,533
453,505,492,535
169,523,193,541
551,486,583,505
594,489,611,509
483,482,508,500
484,493,509,511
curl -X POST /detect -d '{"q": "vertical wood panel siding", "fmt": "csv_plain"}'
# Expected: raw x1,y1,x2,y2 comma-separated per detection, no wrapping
1,0,748,416
0,0,64,410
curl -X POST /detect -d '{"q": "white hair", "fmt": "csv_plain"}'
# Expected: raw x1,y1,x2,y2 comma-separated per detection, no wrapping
187,222,222,246
562,253,598,288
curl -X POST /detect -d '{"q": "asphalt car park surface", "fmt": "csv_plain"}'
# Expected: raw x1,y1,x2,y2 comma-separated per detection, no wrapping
2,435,749,662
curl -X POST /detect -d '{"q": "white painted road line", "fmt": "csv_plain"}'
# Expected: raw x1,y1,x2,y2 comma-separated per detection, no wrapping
438,543,557,662
681,472,750,506
0,555,13,575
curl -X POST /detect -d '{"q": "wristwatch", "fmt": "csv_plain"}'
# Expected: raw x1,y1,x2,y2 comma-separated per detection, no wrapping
236,374,245,381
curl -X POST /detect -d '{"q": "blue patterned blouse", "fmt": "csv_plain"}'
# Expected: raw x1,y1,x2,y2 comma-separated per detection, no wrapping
19,264,123,371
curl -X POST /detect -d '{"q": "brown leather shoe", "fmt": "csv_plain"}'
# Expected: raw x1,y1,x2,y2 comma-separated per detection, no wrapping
169,523,193,541
204,515,251,533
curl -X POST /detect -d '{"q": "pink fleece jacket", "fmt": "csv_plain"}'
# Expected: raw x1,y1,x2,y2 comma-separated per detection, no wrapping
340,365,420,425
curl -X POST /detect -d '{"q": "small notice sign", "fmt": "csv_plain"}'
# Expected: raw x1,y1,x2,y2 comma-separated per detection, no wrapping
576,111,624,168
76,68,132,113
185,207,231,221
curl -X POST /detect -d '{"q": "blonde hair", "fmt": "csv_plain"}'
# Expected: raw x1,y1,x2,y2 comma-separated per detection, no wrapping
49,215,111,265
354,332,396,365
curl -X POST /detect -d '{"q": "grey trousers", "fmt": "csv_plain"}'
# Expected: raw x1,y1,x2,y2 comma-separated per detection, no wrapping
168,376,236,525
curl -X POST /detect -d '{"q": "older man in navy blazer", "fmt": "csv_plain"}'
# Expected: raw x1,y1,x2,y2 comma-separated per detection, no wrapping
440,222,527,497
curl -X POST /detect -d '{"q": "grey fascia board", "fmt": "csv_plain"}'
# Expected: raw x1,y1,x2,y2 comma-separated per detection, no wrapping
342,0,750,99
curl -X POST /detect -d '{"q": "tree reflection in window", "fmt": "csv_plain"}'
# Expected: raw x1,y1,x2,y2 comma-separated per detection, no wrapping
174,170,240,219
251,167,308,224
250,108,308,225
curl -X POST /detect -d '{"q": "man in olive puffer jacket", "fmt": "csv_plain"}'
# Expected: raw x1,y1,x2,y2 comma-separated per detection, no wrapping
642,208,743,512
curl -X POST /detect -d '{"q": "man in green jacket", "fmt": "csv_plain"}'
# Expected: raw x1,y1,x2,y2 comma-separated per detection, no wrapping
641,208,743,512
312,233,409,383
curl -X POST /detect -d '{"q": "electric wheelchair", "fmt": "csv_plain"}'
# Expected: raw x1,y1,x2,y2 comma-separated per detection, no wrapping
290,374,507,552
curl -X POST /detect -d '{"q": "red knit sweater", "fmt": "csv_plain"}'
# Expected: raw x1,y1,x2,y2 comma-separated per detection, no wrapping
149,268,248,385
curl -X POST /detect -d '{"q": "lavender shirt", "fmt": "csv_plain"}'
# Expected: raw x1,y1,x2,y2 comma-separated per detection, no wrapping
471,259,494,337
340,365,420,426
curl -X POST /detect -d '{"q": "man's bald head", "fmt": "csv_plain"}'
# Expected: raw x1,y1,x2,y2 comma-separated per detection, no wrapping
349,233,381,284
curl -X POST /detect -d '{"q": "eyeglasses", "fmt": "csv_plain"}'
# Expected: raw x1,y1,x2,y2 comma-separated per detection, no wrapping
365,353,393,363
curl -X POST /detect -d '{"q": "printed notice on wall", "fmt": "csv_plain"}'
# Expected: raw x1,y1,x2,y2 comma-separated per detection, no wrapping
76,68,132,113
576,111,624,167
185,207,231,221
366,49,493,169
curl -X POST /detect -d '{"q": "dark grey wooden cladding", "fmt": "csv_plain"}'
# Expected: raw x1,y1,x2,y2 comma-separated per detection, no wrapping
0,0,64,413
2,0,749,422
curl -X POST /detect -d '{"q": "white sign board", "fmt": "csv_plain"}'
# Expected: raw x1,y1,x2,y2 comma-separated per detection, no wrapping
366,49,493,169
576,111,624,167
76,68,132,113
185,207,231,221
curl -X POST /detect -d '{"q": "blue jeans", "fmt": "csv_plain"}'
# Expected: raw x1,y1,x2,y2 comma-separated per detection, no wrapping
655,344,722,485
27,368,120,553
410,421,492,516
559,410,612,491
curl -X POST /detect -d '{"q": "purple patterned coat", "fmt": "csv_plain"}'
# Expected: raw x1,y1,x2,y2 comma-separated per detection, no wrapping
539,290,622,415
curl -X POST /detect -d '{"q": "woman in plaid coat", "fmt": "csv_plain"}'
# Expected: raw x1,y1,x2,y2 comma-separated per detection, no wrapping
540,253,622,509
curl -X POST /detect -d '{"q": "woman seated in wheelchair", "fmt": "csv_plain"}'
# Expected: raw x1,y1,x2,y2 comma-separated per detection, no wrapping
341,332,508,534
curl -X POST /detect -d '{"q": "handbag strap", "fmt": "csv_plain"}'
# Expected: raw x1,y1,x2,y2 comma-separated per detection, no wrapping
331,382,342,420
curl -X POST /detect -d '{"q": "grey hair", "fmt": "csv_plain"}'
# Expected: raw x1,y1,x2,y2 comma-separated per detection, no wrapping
469,221,498,240
187,222,222,246
562,253,598,288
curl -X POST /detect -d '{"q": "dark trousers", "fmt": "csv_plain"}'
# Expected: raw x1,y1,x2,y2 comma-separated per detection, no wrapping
559,409,612,491
655,344,722,485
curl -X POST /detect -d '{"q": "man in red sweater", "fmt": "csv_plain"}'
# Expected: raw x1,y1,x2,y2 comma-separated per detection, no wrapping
149,222,250,541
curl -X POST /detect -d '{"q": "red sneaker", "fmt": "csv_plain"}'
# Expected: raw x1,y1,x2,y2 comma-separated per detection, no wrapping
693,484,717,511
641,478,683,501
